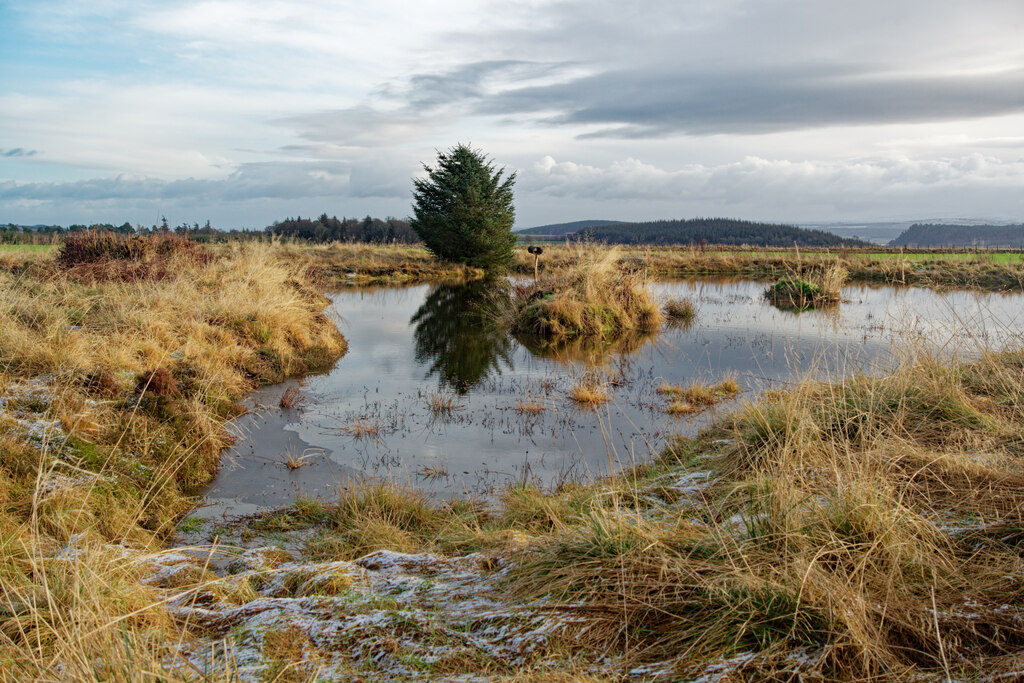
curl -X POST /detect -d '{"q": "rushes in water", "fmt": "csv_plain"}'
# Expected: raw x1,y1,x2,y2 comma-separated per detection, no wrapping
515,397,546,414
339,418,380,438
662,297,696,326
569,377,611,406
416,464,449,480
283,448,313,470
660,377,740,415
426,392,463,418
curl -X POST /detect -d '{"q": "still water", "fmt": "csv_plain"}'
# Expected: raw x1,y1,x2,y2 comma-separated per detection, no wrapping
198,279,1024,518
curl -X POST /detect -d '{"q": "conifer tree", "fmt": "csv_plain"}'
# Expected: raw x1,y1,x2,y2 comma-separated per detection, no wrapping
411,144,517,270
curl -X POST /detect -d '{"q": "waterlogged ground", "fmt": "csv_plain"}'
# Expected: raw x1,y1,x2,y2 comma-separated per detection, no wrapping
196,278,1024,519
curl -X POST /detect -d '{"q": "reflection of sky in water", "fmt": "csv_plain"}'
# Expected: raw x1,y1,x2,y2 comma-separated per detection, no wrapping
202,279,1024,516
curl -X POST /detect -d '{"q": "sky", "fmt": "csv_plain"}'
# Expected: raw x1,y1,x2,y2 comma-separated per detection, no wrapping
2,0,1023,229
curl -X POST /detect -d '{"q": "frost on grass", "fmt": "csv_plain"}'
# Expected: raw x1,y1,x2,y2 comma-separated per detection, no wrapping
0,376,67,449
120,546,593,680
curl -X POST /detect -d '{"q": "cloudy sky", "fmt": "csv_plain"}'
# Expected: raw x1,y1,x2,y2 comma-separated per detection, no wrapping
2,0,1023,229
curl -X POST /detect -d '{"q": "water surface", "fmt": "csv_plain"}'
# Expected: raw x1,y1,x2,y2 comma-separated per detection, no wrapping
199,279,1024,518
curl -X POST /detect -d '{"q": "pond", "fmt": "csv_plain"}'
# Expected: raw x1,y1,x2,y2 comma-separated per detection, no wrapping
196,279,1024,518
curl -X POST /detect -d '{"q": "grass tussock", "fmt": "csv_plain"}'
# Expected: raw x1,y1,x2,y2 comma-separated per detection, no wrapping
279,385,303,408
511,243,663,342
662,296,696,326
567,376,611,406
765,262,848,310
339,418,380,438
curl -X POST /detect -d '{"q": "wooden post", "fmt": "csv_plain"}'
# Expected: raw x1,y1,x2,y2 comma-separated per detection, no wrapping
527,245,543,283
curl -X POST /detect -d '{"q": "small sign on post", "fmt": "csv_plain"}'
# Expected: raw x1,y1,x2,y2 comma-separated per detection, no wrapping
527,245,543,282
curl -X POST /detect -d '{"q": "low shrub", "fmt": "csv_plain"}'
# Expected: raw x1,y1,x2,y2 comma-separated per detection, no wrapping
57,230,209,279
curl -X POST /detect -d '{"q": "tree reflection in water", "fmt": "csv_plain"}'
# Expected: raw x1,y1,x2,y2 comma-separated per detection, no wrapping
410,280,514,393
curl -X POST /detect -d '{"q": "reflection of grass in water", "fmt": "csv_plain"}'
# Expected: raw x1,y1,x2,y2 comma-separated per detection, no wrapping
515,327,658,366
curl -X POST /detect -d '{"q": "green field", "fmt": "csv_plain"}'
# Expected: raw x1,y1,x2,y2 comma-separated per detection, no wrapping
0,243,57,252
725,249,1024,263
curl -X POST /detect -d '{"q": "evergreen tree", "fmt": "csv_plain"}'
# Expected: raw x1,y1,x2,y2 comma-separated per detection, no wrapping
411,144,516,270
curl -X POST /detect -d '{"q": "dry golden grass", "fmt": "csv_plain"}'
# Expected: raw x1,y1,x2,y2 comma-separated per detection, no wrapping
511,243,663,342
766,262,848,309
0,238,347,680
568,377,611,406
513,243,1024,291
8,237,1024,680
426,392,463,418
515,398,546,414
661,296,696,325
664,400,699,415
504,349,1024,680
659,377,740,413
339,418,380,438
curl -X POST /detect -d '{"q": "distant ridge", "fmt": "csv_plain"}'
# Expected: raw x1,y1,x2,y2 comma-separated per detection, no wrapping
516,219,625,236
889,223,1024,248
572,218,867,247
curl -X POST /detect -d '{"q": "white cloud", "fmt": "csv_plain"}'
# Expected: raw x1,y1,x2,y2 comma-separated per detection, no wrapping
3,0,1024,225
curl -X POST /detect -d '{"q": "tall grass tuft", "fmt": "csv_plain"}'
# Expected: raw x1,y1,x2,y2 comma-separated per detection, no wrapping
662,296,696,326
511,242,663,342
766,262,848,310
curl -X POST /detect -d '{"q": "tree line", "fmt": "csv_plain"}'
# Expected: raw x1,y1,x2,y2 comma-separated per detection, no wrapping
889,223,1024,248
1,213,419,245
571,217,866,247
266,214,418,243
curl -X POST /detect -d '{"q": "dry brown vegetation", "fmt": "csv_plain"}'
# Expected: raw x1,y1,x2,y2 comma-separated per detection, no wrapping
567,374,612,406
510,243,663,343
659,377,741,416
765,262,849,310
514,397,546,414
0,237,346,678
512,243,1024,291
6,237,1024,680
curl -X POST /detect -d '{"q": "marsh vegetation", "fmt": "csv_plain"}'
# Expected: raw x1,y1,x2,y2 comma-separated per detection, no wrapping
4,235,1024,680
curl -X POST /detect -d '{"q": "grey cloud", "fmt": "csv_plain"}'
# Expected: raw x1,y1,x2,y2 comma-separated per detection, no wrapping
2,148,38,157
478,66,1024,137
523,154,1024,205
0,161,409,204
282,60,570,146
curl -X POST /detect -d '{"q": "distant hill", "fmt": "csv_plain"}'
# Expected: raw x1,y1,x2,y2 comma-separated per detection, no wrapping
573,218,867,247
516,219,625,236
889,224,1024,248
799,222,913,245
